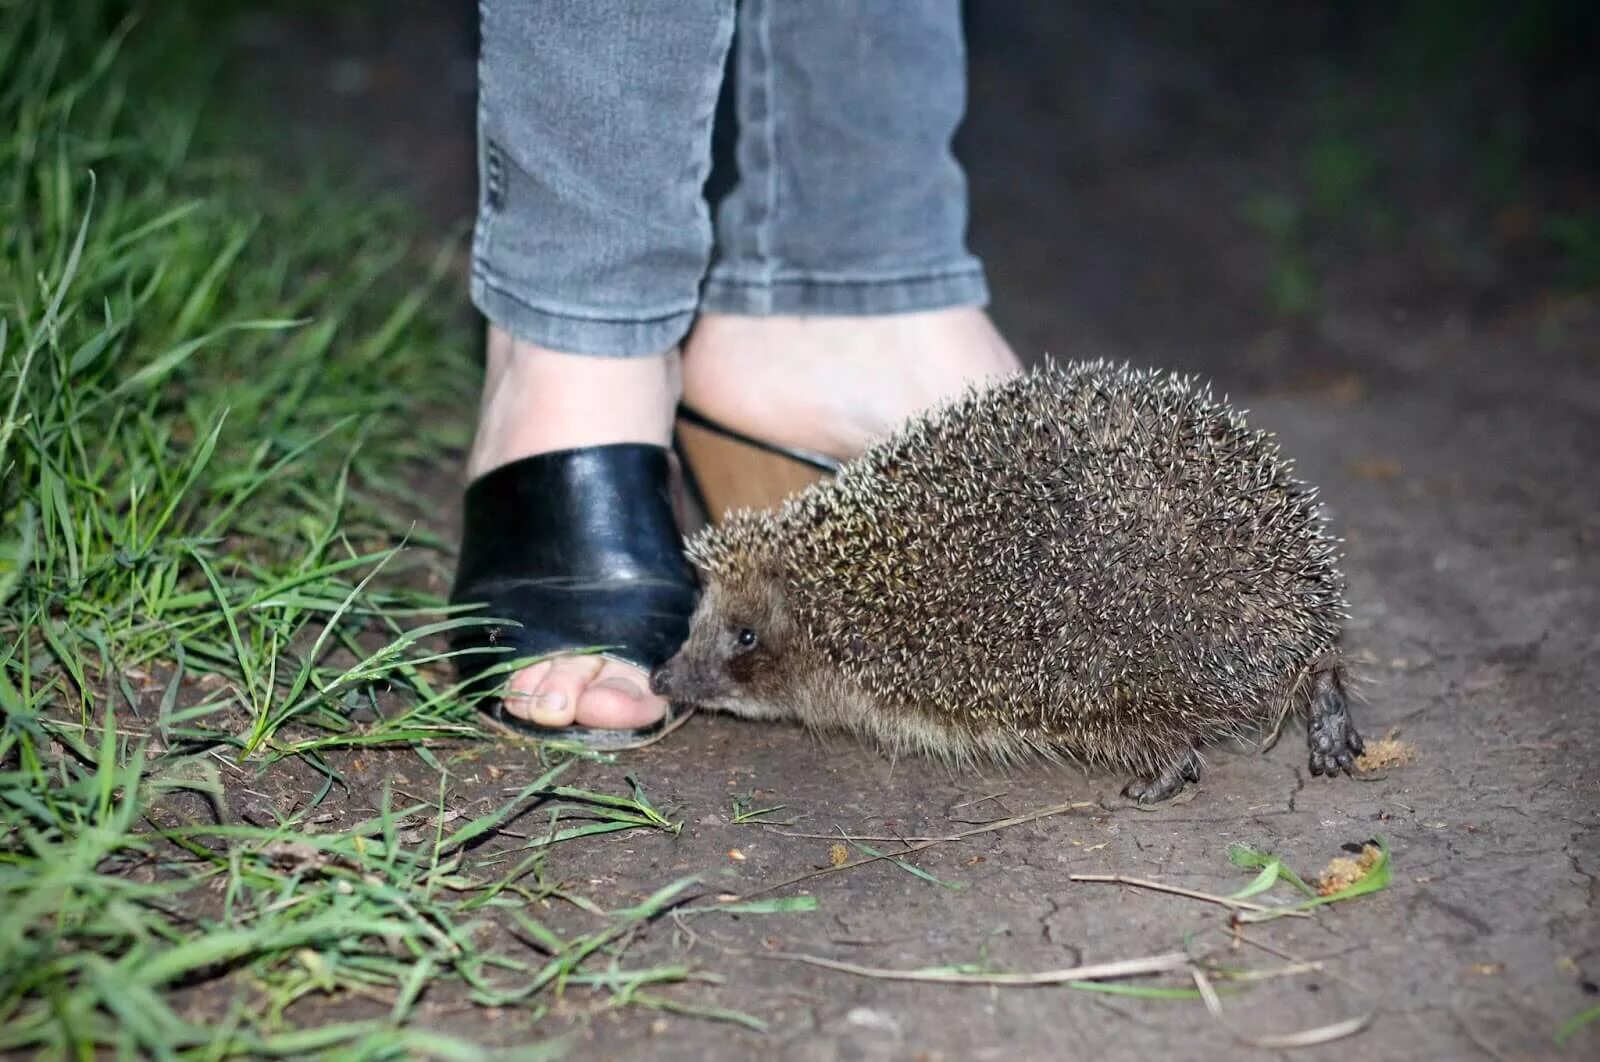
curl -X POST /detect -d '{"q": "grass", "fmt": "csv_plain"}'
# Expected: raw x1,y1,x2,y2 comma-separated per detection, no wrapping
2,1,484,755
0,732,698,1056
0,2,761,1055
1557,1003,1600,1047
728,792,793,826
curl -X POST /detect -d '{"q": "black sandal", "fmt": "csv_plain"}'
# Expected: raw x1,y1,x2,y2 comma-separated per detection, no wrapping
449,418,841,750
448,443,701,750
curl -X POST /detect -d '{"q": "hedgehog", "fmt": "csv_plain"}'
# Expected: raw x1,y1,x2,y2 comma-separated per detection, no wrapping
649,359,1365,803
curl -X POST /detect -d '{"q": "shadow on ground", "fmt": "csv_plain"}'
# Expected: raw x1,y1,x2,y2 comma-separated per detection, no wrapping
225,2,1599,1057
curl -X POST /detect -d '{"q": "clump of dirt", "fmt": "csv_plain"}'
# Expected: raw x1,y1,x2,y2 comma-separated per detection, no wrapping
1356,731,1417,771
1316,843,1384,895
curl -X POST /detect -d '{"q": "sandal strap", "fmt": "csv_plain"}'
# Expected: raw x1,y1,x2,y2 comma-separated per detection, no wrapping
449,444,699,686
677,404,842,473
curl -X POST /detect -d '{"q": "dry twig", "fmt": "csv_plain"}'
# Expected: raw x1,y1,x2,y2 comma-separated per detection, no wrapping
1193,945,1374,1048
1068,873,1310,917
762,950,1192,986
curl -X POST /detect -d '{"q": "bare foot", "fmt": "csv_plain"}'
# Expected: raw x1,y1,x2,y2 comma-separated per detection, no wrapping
679,306,1021,461
467,324,679,731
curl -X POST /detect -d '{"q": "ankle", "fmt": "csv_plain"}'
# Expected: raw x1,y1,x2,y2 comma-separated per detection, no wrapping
467,326,681,480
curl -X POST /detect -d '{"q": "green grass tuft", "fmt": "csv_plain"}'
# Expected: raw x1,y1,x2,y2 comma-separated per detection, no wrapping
0,2,751,1053
1,0,488,763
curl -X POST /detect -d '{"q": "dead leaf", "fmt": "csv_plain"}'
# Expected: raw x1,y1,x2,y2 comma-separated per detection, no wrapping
1316,843,1383,895
1356,731,1417,771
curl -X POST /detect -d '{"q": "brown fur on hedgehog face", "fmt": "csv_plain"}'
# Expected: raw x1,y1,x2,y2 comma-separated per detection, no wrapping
650,554,826,721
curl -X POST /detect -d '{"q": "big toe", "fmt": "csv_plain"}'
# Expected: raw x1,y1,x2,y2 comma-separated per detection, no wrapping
573,660,670,730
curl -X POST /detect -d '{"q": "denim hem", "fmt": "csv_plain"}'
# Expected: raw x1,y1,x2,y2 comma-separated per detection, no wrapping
698,263,990,316
471,271,696,357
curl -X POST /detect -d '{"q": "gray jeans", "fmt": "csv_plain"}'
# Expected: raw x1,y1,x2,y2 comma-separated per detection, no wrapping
472,0,989,357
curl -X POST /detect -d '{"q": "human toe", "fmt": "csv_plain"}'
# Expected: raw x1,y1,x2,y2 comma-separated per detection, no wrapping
572,660,670,730
508,655,603,727
499,659,552,721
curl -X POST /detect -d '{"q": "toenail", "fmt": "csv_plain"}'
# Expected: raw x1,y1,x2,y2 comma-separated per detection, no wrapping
531,691,567,719
592,676,643,697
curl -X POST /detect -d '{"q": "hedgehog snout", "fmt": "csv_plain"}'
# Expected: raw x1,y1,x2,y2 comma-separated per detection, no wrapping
647,658,679,698
651,644,739,708
650,648,716,701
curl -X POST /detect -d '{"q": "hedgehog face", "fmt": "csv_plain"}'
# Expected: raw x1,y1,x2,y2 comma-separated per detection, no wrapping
649,570,803,721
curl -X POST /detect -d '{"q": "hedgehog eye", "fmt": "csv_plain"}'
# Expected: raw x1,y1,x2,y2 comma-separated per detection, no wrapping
735,628,759,650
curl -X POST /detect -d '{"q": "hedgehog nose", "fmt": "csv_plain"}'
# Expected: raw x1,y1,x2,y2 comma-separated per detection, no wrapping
648,662,675,697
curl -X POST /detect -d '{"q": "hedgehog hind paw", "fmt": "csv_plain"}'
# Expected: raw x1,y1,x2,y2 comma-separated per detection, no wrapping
1122,748,1202,805
1307,666,1364,777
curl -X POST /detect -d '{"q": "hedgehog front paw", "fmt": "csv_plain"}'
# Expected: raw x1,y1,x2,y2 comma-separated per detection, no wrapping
1307,667,1364,777
1122,749,1202,804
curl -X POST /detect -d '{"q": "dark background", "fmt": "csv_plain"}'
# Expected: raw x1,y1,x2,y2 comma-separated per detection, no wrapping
230,0,1599,390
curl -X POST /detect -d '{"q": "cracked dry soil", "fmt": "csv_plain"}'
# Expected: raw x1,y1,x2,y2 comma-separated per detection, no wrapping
226,3,1599,1058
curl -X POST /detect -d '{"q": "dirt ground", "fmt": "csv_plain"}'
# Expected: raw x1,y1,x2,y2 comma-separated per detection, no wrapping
227,3,1598,1058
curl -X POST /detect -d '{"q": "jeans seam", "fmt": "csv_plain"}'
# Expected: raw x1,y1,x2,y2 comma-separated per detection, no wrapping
757,0,777,292
687,4,736,284
471,0,498,271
